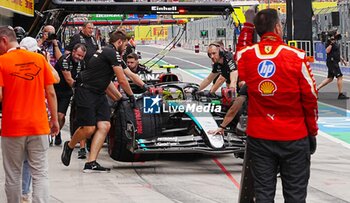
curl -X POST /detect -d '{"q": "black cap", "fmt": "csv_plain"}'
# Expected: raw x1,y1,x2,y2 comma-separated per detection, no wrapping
13,26,26,43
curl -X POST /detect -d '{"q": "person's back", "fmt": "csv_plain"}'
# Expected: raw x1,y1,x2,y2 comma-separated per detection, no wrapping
0,26,59,203
237,38,317,141
0,49,53,135
236,8,318,203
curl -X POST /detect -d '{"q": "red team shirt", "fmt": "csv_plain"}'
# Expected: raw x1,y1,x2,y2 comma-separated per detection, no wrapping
236,23,318,141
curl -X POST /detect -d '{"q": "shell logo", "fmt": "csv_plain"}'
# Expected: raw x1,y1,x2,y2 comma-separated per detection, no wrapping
258,80,277,96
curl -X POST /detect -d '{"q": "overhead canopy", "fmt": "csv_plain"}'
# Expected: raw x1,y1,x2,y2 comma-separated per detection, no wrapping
51,0,259,15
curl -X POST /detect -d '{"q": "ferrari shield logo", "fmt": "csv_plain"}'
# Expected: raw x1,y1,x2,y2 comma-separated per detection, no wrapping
264,46,272,54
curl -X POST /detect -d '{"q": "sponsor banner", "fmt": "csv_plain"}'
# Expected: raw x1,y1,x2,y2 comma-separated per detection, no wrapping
0,0,34,16
89,14,123,21
314,42,327,62
89,14,157,21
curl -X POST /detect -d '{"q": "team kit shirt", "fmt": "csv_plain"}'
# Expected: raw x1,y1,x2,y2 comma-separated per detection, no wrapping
0,49,56,136
66,32,98,63
212,51,236,84
237,32,318,141
54,53,85,95
77,44,121,94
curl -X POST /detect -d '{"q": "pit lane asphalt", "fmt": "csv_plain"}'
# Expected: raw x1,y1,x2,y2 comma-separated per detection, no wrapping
0,44,350,203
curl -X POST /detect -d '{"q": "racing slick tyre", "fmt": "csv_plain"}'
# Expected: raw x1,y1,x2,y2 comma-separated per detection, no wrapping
108,98,159,162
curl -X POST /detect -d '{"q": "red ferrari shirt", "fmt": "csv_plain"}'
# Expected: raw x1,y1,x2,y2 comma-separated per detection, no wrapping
237,32,318,141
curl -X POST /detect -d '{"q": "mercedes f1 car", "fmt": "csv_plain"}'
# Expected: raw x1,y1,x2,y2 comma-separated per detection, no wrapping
107,65,247,162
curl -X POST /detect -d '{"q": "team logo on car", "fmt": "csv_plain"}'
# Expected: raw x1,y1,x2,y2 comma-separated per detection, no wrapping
143,95,162,114
258,80,277,96
257,60,276,78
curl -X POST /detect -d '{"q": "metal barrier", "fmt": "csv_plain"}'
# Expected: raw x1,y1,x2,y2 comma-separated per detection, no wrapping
342,41,350,61
288,40,312,57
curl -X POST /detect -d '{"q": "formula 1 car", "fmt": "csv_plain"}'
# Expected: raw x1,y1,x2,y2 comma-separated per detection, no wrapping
107,65,247,162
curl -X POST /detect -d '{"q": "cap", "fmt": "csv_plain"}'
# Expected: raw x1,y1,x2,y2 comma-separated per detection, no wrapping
20,37,39,52
14,26,26,43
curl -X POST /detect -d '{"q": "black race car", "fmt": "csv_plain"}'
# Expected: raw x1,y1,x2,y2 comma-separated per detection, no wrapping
107,65,247,162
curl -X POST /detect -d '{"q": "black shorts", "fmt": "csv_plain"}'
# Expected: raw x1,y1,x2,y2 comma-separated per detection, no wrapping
327,61,343,78
56,91,73,114
74,86,110,127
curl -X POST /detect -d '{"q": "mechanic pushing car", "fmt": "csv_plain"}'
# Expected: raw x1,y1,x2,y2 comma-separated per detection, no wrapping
61,30,135,172
119,53,152,92
198,40,238,95
236,8,318,202
54,43,87,158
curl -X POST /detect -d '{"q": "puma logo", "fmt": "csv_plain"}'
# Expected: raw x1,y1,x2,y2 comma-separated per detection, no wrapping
267,114,275,120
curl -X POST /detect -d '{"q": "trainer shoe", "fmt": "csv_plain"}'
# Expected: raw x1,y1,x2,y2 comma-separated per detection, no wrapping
54,131,62,146
78,148,87,159
338,93,349,100
61,141,73,166
83,161,111,173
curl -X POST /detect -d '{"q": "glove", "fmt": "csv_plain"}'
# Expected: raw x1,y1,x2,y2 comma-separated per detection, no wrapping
128,95,137,109
208,92,218,98
309,135,317,155
245,6,257,24
142,84,154,92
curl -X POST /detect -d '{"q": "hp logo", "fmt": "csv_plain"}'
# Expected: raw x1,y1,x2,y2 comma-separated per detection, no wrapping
257,60,276,78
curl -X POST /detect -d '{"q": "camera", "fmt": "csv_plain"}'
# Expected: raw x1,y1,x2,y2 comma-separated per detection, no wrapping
319,30,342,44
47,32,57,40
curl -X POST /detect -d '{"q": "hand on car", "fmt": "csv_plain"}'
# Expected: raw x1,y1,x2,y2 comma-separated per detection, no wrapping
142,84,154,92
129,95,137,109
208,128,224,135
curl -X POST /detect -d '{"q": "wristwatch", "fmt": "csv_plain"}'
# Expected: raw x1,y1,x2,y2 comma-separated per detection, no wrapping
219,124,226,129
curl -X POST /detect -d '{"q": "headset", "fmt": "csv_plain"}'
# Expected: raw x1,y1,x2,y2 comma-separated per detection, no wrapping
208,42,225,58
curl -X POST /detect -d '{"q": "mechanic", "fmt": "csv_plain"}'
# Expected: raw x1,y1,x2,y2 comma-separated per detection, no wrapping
237,8,318,202
54,43,87,159
208,84,247,135
0,26,59,203
65,22,99,64
317,33,349,99
122,35,137,64
118,52,152,92
61,30,135,173
126,53,152,74
208,6,255,134
65,22,99,152
198,41,237,95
